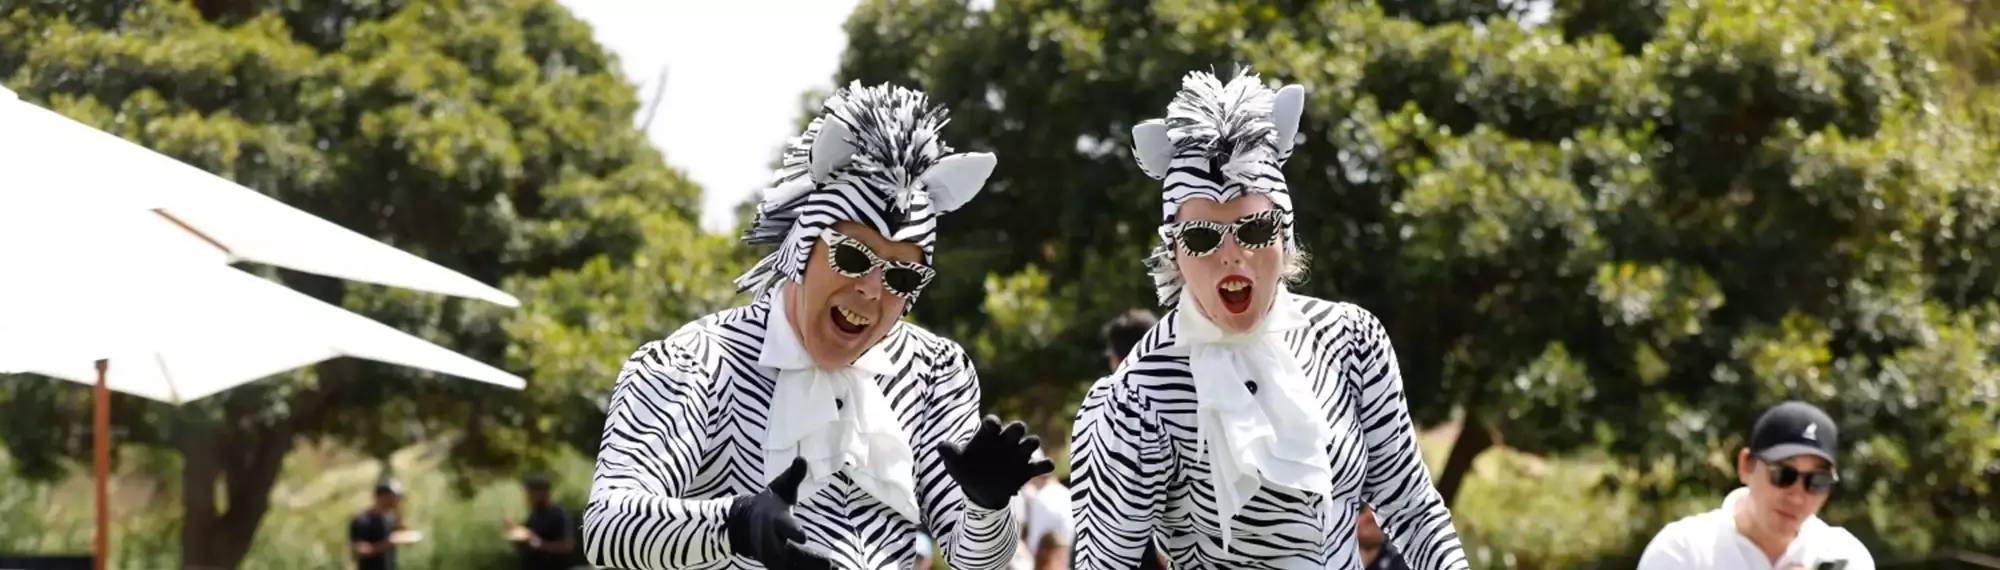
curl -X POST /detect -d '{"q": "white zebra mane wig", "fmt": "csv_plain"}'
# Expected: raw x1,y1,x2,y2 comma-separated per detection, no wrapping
1132,69,1306,307
733,81,997,299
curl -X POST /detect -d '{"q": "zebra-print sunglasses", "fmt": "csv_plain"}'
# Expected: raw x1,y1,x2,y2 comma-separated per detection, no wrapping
1168,209,1291,257
820,228,936,298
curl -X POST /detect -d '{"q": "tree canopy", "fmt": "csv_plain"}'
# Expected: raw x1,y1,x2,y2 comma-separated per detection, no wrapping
0,0,740,567
835,0,2000,555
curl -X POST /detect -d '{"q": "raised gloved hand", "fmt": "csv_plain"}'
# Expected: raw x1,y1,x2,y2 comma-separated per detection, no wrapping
725,458,832,570
937,415,1058,510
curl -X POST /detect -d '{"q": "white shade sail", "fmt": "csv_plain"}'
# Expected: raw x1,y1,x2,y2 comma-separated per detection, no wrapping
0,242,524,404
0,84,519,308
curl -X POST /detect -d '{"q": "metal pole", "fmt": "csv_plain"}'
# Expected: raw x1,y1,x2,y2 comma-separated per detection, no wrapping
94,358,109,570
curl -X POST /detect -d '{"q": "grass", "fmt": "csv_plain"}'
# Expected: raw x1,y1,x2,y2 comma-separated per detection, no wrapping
0,426,1701,570
0,441,594,570
1418,424,1710,569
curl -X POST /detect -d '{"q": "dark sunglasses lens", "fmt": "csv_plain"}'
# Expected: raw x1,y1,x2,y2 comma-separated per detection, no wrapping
1803,472,1836,494
830,242,874,276
1179,227,1224,255
883,267,928,296
1769,465,1801,487
1237,217,1282,247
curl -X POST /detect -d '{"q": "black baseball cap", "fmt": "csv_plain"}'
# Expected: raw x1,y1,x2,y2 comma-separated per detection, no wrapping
1748,401,1839,467
374,481,404,497
523,474,552,492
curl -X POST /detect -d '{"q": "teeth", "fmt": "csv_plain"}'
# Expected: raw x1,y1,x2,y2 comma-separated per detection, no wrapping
838,307,872,326
1221,280,1250,292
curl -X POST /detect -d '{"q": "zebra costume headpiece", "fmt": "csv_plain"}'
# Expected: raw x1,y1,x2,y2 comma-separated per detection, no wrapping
1131,69,1306,307
734,81,996,301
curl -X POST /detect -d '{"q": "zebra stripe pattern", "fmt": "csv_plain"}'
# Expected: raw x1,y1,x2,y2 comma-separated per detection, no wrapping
734,82,960,300
584,297,1020,570
1132,69,1304,307
1069,297,1469,570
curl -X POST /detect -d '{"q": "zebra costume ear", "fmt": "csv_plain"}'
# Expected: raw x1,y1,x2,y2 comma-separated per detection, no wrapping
1132,119,1173,180
810,117,857,183
921,152,996,214
1271,84,1305,166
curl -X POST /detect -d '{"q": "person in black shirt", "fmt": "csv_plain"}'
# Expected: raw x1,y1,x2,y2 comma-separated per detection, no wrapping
1359,503,1411,570
1103,309,1168,570
1102,309,1158,371
506,474,575,570
350,482,405,570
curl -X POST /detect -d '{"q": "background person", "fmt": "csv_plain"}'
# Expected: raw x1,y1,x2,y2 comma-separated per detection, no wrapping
1099,309,1168,570
507,474,575,570
1635,401,1874,570
349,482,408,570
1358,504,1410,570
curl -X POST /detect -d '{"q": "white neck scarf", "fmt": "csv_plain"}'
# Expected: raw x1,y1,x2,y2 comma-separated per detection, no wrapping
1178,289,1335,551
759,289,921,522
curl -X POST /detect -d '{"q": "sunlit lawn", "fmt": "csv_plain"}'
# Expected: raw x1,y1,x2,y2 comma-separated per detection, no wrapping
0,425,1699,570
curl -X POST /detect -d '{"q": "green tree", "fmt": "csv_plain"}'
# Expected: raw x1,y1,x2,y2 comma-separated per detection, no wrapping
1892,0,2000,90
0,0,737,567
835,0,2000,557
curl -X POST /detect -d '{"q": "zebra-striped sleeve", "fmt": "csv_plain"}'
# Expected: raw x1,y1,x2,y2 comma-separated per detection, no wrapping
583,340,736,570
915,344,1019,570
1349,308,1469,570
1069,374,1171,570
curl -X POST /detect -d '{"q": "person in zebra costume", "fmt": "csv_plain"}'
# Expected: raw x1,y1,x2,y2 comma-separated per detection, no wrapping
1067,69,1470,570
583,81,1055,570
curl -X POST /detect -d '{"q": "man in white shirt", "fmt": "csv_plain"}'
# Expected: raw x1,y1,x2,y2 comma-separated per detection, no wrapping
1636,401,1875,570
915,531,935,569
1010,449,1074,570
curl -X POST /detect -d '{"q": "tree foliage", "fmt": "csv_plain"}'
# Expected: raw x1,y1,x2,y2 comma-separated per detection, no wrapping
835,0,2000,557
0,0,735,567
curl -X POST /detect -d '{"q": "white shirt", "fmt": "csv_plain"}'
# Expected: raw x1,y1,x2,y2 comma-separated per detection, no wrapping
1008,481,1075,569
758,289,921,522
1637,488,1875,570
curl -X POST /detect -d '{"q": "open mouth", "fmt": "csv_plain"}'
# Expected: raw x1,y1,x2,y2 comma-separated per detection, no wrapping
831,306,872,335
1218,276,1253,314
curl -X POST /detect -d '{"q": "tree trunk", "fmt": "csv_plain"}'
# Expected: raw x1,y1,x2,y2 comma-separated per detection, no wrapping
176,407,305,570
1434,409,1496,508
178,273,352,570
176,416,220,570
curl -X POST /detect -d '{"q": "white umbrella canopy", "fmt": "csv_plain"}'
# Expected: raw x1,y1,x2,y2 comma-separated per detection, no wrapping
0,84,520,308
0,83,526,570
0,237,525,404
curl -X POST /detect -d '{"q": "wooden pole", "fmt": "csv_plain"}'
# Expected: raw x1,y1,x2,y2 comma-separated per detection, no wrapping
94,358,109,570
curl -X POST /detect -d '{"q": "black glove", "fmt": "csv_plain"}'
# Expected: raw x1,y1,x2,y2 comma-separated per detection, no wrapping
725,458,832,570
937,415,1058,510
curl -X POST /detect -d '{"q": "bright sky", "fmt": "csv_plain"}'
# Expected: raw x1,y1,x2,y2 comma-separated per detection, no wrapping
558,0,864,233
557,0,1550,233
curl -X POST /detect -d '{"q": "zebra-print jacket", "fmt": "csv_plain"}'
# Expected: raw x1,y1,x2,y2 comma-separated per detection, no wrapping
583,296,1019,570
1069,295,1468,570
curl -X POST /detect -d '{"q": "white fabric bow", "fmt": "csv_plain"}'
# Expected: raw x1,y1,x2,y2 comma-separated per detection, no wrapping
1178,289,1335,551
759,291,921,523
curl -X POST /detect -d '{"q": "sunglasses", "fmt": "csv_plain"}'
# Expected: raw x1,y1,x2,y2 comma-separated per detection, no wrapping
1766,462,1839,495
1167,210,1291,257
821,229,935,298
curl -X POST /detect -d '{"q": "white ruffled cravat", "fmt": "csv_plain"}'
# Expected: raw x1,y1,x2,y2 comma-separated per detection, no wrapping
1178,289,1335,551
759,292,921,523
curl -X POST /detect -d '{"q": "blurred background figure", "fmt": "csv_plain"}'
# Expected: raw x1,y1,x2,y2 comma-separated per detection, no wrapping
506,473,575,570
1102,309,1169,570
1358,504,1409,570
349,481,406,570
1009,448,1073,570
1101,309,1158,370
914,531,934,570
